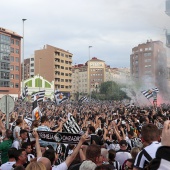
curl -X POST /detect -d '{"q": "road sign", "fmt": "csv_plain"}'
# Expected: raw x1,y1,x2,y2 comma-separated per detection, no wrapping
0,95,14,114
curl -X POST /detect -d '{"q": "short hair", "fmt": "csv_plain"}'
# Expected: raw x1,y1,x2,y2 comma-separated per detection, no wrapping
86,144,101,163
128,130,134,136
126,158,135,169
41,116,49,123
8,148,17,159
89,126,95,133
43,149,55,165
130,147,140,159
15,149,26,161
141,123,160,143
79,160,97,170
20,129,28,135
26,161,46,170
16,118,23,125
108,149,116,161
22,142,31,149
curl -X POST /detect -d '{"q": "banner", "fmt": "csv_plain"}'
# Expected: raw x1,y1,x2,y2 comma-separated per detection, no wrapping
37,131,81,144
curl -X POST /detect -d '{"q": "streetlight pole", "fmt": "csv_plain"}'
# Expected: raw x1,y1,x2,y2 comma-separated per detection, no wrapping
22,19,26,98
89,46,92,101
39,58,41,91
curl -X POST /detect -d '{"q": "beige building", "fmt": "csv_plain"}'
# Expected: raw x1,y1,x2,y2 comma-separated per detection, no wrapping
34,44,72,93
0,27,22,98
72,57,106,98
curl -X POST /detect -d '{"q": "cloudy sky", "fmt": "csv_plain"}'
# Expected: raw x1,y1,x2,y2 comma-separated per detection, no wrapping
1,0,169,67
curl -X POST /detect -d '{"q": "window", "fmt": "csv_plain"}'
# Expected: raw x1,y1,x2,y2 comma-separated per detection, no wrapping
10,82,14,87
61,66,64,69
11,39,14,44
15,66,19,71
10,74,14,79
31,64,34,67
31,58,34,61
16,49,19,54
61,53,64,57
10,47,14,53
15,57,19,62
10,65,14,70
10,56,14,61
61,85,64,88
15,40,19,46
15,83,19,88
31,69,34,72
61,60,64,63
15,74,19,79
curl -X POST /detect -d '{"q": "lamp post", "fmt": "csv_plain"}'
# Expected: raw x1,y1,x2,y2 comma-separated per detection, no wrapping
89,46,92,101
39,58,41,91
22,19,26,97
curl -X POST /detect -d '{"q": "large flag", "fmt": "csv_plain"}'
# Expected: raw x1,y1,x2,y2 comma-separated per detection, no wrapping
31,90,45,102
78,96,89,103
32,99,42,120
22,86,28,100
54,90,68,105
63,113,80,134
141,87,159,99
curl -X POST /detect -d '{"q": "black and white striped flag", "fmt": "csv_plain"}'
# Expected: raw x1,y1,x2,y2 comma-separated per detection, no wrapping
22,86,28,100
63,113,80,134
141,87,159,99
78,96,89,103
31,90,45,102
54,90,68,105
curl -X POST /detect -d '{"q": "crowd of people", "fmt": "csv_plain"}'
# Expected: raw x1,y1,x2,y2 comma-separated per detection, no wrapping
0,99,170,170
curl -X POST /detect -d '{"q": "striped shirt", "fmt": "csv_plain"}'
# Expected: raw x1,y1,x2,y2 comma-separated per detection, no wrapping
134,141,161,169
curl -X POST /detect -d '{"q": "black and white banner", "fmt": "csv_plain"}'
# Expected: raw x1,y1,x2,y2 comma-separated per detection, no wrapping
37,131,81,144
31,90,45,102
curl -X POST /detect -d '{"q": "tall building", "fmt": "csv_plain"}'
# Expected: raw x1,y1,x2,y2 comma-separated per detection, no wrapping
130,40,167,92
34,44,72,93
22,56,34,80
72,57,106,99
0,27,22,98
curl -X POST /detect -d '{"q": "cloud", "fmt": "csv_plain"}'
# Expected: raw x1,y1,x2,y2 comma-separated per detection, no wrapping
0,0,168,67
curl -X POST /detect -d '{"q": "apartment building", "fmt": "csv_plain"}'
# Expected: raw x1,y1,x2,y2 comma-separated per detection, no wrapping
34,44,72,93
130,40,167,91
0,27,22,98
72,57,106,98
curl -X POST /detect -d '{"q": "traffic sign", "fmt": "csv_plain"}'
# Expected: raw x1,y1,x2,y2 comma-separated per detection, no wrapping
0,95,14,114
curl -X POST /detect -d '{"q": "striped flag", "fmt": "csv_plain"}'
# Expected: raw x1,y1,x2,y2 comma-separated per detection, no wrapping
31,90,45,102
54,90,68,105
78,96,89,103
63,113,80,134
141,87,159,99
22,86,28,100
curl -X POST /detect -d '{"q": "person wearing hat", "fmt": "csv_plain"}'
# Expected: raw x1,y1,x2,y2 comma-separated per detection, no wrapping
115,140,132,166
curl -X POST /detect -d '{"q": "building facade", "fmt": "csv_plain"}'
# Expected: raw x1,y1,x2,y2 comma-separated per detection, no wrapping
130,40,167,92
0,27,22,98
34,44,72,93
72,57,106,99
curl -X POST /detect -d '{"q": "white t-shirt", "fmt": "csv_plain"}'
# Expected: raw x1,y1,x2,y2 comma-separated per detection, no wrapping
12,140,20,149
52,162,68,170
13,126,21,140
0,161,15,170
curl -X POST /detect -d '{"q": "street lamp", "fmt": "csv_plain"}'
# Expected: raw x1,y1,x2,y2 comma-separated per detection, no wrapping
22,19,27,97
39,58,41,91
89,46,92,101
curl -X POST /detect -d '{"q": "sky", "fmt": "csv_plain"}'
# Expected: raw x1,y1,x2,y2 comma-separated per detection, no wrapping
1,0,169,67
